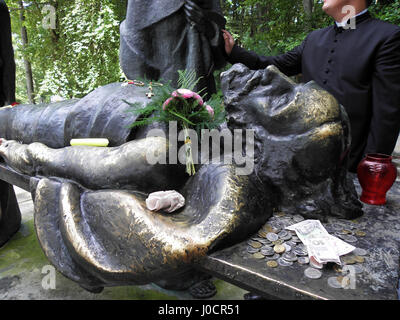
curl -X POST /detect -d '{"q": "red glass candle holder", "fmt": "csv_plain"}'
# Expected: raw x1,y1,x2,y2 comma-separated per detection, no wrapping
357,153,397,205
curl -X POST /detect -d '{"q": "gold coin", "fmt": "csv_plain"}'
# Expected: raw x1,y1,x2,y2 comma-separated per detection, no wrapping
276,212,286,217
336,276,350,287
342,256,356,265
342,229,352,234
258,230,267,238
267,261,278,268
274,244,286,254
272,240,284,245
250,241,262,249
354,256,365,263
263,224,274,233
253,252,265,259
355,230,366,237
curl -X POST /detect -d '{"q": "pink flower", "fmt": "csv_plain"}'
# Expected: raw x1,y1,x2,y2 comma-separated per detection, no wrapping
205,105,214,117
172,89,204,106
172,89,194,98
162,97,174,110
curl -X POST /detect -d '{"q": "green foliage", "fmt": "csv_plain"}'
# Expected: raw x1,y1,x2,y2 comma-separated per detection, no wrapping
370,0,400,25
7,0,400,104
126,70,226,134
8,0,126,103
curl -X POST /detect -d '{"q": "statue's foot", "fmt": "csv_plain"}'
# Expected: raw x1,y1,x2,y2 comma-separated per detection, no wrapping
243,292,266,300
188,280,217,299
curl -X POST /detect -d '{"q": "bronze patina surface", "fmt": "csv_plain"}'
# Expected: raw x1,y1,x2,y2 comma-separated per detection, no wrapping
0,66,362,292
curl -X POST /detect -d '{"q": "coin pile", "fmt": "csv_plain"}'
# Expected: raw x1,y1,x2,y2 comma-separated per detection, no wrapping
323,221,368,244
246,212,309,268
246,212,369,284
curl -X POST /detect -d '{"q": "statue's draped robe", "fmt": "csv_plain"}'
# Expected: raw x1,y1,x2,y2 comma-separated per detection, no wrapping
120,0,226,97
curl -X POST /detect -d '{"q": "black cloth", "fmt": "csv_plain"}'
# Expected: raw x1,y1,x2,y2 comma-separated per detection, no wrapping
0,0,16,106
228,12,400,172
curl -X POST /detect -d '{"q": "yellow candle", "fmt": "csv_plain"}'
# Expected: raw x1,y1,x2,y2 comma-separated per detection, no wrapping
70,138,109,147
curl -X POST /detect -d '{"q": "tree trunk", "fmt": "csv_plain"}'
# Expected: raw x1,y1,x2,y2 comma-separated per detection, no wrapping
303,0,314,31
19,1,35,104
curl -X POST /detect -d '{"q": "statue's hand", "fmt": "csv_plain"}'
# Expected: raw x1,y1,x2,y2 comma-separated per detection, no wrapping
184,0,213,38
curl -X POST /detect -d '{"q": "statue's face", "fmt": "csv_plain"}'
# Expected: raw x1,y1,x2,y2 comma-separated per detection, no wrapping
222,64,344,158
221,64,358,219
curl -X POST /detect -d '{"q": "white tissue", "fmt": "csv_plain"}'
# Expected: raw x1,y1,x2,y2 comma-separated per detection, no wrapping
146,190,185,213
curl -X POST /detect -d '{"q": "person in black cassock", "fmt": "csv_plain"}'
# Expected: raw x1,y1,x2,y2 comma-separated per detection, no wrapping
0,0,16,107
223,0,400,173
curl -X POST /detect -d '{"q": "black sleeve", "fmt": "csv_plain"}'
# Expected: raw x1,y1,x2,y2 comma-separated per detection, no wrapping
0,2,16,105
364,29,400,156
227,36,307,76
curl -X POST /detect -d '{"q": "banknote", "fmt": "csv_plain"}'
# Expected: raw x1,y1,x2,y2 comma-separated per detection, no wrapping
286,220,355,265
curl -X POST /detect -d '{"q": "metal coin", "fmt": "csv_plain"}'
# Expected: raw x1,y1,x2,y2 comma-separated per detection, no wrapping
263,225,277,234
258,239,273,246
297,257,310,265
291,236,302,243
327,276,342,289
293,214,305,223
296,244,307,251
293,248,308,257
283,243,292,252
278,230,289,238
355,230,366,237
249,241,262,249
304,267,322,279
258,230,268,238
272,239,284,245
251,237,265,242
265,253,280,261
282,252,298,262
337,276,351,288
309,257,323,269
252,252,265,259
286,240,297,248
353,248,368,256
266,261,278,268
274,244,286,254
339,234,358,243
331,223,345,231
266,233,279,242
281,234,292,241
354,256,365,263
260,247,275,256
341,229,353,235
278,257,293,267
247,247,260,254
341,255,356,265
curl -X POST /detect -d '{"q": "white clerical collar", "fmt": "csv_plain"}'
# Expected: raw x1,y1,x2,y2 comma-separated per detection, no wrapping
335,9,368,27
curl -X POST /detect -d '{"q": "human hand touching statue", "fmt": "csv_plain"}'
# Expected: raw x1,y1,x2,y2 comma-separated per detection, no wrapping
222,30,235,56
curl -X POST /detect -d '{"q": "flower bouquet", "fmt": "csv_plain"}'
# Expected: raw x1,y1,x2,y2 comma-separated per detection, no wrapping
125,70,226,176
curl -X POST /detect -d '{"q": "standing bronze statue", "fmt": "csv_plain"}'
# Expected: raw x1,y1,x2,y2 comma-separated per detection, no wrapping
120,0,227,98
